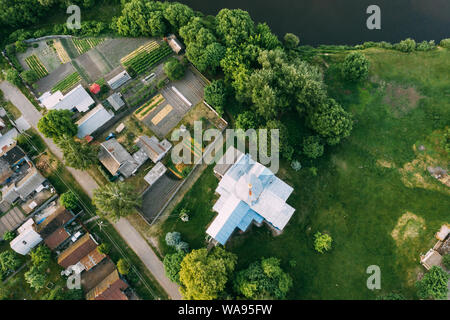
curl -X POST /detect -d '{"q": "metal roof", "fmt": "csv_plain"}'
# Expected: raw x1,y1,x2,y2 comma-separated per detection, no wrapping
107,71,131,90
76,104,114,138
106,93,125,111
42,85,95,112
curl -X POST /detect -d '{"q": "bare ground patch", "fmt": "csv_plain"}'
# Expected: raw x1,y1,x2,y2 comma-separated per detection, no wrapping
383,83,424,117
377,159,395,168
391,212,426,246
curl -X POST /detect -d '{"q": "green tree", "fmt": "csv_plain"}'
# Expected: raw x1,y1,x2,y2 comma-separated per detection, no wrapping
24,265,47,292
416,266,449,300
234,257,293,299
0,250,21,273
117,258,130,275
30,245,51,269
302,136,324,159
179,247,237,300
37,110,77,139
59,191,79,211
21,69,38,83
56,136,97,170
341,52,370,82
235,111,259,131
204,80,228,113
309,98,353,145
3,231,15,242
314,232,332,253
163,2,194,31
396,38,416,52
163,251,185,284
97,243,110,255
283,33,299,50
266,120,294,160
216,8,255,47
164,58,185,81
93,182,142,222
165,231,181,247
6,68,21,86
0,0,48,28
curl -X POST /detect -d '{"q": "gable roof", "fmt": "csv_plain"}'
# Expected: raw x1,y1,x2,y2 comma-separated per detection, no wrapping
107,93,125,111
44,226,70,250
80,248,107,271
86,269,128,300
2,146,26,166
0,128,18,156
107,71,131,90
98,139,137,178
57,233,98,268
137,136,171,163
40,85,94,113
76,104,114,139
14,167,46,199
37,205,74,238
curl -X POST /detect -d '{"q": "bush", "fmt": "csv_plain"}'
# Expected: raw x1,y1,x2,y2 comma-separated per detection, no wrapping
3,231,15,242
117,259,130,275
163,251,186,284
20,70,39,84
59,191,79,211
302,136,324,159
175,241,189,253
395,38,416,52
443,254,450,269
6,69,21,86
314,232,332,254
415,266,449,300
164,58,186,81
439,38,450,48
291,160,302,171
416,40,435,51
341,52,369,82
165,232,181,247
97,243,111,255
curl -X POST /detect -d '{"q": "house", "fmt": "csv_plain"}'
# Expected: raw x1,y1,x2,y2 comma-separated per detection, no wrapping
36,205,75,250
38,85,95,113
10,218,43,255
98,138,139,178
86,269,128,300
107,93,125,111
76,104,114,139
206,147,295,245
144,162,167,187
79,248,106,271
167,34,184,54
0,167,47,207
89,83,101,95
2,146,26,168
107,71,131,90
420,225,450,270
0,128,19,156
57,233,98,269
136,135,172,163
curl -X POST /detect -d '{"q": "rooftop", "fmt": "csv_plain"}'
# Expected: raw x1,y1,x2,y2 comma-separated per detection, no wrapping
76,104,114,139
137,135,171,163
39,85,95,113
0,128,19,156
107,93,125,111
98,138,138,178
86,269,128,300
57,233,98,268
107,71,131,90
144,162,167,186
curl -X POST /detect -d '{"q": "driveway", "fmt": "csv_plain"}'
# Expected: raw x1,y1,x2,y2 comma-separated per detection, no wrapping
0,80,181,300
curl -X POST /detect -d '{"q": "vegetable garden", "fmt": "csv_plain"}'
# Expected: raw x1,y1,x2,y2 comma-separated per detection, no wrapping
134,94,165,120
51,72,81,93
25,54,48,78
122,42,172,75
72,37,104,55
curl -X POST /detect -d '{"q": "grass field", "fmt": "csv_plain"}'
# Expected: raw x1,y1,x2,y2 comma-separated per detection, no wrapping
155,48,450,299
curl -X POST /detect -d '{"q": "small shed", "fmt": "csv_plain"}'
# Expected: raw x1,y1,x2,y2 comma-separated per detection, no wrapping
420,249,443,270
144,162,167,187
107,93,125,111
90,83,101,95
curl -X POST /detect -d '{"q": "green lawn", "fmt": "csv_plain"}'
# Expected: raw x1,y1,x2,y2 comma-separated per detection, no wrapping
156,48,450,299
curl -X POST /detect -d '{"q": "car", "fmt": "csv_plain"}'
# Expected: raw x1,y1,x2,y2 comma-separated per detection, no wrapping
105,132,116,141
143,73,156,83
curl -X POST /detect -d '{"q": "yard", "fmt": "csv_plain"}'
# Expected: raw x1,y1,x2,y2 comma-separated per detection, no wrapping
153,48,450,299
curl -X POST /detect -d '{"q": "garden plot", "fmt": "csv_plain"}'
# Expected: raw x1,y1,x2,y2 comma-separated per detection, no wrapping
25,55,48,78
96,37,153,69
73,48,114,82
17,40,62,74
34,62,77,95
72,37,105,55
122,41,172,75
53,40,71,63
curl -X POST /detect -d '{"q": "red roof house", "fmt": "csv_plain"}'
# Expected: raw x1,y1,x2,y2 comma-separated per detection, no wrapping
90,83,101,95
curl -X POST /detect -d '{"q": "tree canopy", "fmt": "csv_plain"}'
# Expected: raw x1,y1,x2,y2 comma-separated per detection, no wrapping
163,251,185,285
93,182,142,222
163,57,185,81
59,191,79,211
37,110,77,139
341,52,370,82
179,247,237,300
56,135,98,170
415,266,449,300
234,257,293,299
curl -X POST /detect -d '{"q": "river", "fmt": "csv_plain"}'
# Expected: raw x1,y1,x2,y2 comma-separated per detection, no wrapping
170,0,450,45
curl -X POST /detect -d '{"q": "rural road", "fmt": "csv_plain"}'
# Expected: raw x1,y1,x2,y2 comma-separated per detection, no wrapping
0,80,182,300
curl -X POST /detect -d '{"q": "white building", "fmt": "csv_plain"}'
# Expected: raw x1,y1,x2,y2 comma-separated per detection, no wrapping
39,84,94,113
10,218,43,255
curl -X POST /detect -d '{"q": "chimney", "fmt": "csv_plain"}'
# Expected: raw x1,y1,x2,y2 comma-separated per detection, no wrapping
248,183,252,196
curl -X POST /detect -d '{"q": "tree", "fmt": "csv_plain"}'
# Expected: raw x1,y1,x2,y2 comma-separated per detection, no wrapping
416,266,449,300
302,136,324,159
266,120,294,160
30,245,51,269
164,58,185,81
6,69,21,86
3,231,15,242
163,2,194,31
396,38,416,52
117,259,130,275
0,250,21,273
234,257,293,299
93,182,141,222
0,0,48,28
216,8,255,47
37,110,77,139
283,33,299,50
235,111,258,131
165,231,181,247
179,247,237,300
291,160,302,171
97,243,110,255
175,241,189,253
309,99,353,145
341,52,370,82
314,232,332,253
24,265,47,292
59,191,79,211
21,69,38,83
56,136,97,169
163,251,186,284
204,80,228,112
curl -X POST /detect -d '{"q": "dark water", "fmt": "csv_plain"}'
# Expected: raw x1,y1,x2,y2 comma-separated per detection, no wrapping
171,0,450,45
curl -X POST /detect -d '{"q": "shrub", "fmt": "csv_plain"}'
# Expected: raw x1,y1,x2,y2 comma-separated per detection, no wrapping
314,232,332,254
395,38,416,52
416,40,435,51
341,52,369,82
291,160,302,171
164,57,186,81
165,232,181,247
97,243,111,255
175,241,189,253
3,231,15,242
443,254,450,270
59,191,79,210
163,251,186,285
117,259,130,275
439,38,450,48
303,136,324,159
415,266,449,300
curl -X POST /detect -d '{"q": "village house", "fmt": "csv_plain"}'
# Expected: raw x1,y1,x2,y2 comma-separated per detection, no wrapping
86,269,129,300
36,204,76,250
98,138,140,178
420,225,450,270
136,135,172,163
0,128,19,157
144,162,167,187
10,218,43,255
107,92,125,111
57,233,99,269
107,70,131,90
207,147,295,245
38,84,95,113
76,104,114,139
